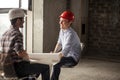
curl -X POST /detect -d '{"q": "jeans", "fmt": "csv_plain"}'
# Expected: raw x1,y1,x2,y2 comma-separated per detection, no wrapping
14,61,50,80
51,57,77,80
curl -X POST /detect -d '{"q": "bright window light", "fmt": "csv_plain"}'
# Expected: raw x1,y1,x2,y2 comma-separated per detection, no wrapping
0,14,10,37
0,0,29,51
0,0,19,8
21,0,28,10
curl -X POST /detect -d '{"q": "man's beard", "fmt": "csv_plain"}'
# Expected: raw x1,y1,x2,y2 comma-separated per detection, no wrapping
20,25,23,28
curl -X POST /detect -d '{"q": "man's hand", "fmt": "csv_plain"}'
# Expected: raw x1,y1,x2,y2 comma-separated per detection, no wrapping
18,50,29,60
50,51,54,53
59,53,63,59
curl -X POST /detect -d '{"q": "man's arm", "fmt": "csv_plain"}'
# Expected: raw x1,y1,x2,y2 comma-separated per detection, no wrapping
18,50,29,60
53,43,62,53
13,32,29,60
53,43,64,59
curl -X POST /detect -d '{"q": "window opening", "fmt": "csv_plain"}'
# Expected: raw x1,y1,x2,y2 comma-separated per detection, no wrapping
0,0,28,51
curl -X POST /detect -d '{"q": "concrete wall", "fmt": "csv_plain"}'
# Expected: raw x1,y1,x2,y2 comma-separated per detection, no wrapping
26,11,32,53
71,0,88,54
87,0,120,59
30,0,67,53
43,0,67,52
32,0,43,53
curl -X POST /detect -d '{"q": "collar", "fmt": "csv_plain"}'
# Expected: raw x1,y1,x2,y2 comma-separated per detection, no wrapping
10,25,19,30
62,27,71,33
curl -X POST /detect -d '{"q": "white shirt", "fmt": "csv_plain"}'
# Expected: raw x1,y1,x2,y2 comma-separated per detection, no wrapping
58,27,81,62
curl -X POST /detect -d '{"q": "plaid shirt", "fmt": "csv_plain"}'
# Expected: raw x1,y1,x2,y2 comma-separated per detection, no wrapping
1,25,24,62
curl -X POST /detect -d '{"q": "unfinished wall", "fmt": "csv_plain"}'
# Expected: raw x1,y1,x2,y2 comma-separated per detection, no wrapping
26,11,32,53
71,0,88,42
71,0,88,55
32,0,44,53
43,0,66,52
87,0,120,59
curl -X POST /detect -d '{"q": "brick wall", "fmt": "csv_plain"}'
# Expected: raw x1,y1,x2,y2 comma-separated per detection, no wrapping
87,0,120,59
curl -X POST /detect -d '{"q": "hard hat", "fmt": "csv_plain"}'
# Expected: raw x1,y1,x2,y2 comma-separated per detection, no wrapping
8,8,25,20
60,11,74,21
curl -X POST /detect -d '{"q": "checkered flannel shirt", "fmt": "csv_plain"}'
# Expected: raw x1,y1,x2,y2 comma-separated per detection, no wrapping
0,25,24,62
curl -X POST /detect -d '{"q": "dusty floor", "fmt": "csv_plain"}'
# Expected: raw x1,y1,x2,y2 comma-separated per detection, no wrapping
0,58,120,80
59,59,120,80
38,58,120,80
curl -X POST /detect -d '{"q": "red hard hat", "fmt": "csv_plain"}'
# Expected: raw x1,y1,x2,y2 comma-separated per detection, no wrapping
60,11,74,21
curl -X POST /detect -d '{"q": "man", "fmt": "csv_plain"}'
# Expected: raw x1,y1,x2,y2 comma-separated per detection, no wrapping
51,11,81,80
0,8,50,80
